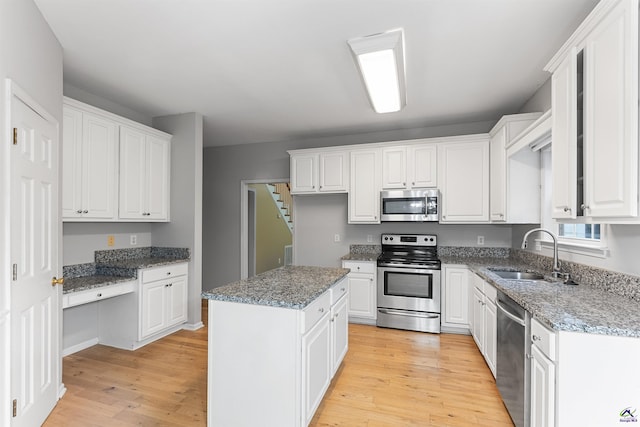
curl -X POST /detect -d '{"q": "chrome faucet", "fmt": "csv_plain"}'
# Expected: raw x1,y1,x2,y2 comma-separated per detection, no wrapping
521,228,561,278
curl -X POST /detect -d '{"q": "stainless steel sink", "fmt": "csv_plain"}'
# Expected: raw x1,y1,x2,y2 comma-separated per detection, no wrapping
491,270,545,281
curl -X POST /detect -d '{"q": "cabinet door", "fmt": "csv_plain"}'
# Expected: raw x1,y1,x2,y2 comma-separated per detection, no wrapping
442,267,469,326
62,106,83,218
490,126,507,222
290,154,318,193
484,299,497,378
145,135,170,220
347,273,376,319
348,149,381,223
119,126,147,219
302,313,331,425
319,152,348,193
330,294,349,377
551,49,578,219
382,146,407,189
140,280,168,339
530,344,555,427
166,275,188,327
439,139,489,222
82,112,118,219
409,145,437,188
471,286,485,352
583,1,638,218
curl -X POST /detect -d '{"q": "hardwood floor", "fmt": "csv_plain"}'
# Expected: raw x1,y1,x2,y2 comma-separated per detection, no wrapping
45,306,513,426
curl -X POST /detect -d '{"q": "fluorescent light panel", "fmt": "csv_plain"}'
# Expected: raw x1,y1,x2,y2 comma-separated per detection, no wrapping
348,29,406,114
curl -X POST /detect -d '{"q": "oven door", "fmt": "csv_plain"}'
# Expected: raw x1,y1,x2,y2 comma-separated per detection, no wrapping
377,266,441,313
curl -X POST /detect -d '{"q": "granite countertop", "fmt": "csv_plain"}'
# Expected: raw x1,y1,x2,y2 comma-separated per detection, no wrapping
441,255,640,338
63,247,190,295
202,266,350,309
341,252,379,262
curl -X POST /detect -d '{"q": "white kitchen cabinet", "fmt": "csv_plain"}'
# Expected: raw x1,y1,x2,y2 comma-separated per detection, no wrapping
348,149,381,224
330,293,348,377
62,103,118,221
489,113,542,223
471,274,497,378
62,280,135,309
546,0,639,221
119,125,171,221
381,143,437,190
0,313,8,426
438,137,490,223
441,265,469,331
98,262,188,350
341,260,377,323
289,150,349,194
530,318,556,427
302,309,332,425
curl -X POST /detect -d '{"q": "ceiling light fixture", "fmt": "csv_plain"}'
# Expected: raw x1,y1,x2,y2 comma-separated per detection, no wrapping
347,28,406,114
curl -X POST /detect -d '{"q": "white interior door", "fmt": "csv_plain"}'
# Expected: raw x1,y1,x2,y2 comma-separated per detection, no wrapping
10,91,60,426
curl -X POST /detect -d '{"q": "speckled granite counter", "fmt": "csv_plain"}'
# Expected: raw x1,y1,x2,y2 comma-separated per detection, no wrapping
63,247,190,295
441,255,640,338
201,266,350,309
341,244,380,262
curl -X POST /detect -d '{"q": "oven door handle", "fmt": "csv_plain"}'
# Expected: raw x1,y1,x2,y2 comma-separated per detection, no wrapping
378,308,439,319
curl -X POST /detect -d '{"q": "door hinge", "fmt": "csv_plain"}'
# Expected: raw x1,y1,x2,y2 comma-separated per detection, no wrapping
12,399,17,417
12,264,17,281
12,128,17,145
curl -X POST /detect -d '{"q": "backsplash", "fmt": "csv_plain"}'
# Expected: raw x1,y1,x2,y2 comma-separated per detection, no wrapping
348,244,381,254
438,246,510,258
95,247,190,264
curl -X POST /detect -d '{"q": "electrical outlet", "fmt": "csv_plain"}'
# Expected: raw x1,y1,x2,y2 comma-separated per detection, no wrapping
107,235,115,247
278,258,281,265
130,235,137,245
477,235,485,245
334,234,341,243
367,235,373,243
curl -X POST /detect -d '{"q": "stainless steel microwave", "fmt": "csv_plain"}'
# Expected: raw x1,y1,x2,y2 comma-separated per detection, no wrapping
380,189,439,222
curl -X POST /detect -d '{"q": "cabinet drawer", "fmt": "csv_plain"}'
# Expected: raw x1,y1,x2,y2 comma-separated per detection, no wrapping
142,262,188,283
483,281,497,302
301,291,331,334
531,318,556,361
63,281,135,309
330,278,348,305
342,261,376,275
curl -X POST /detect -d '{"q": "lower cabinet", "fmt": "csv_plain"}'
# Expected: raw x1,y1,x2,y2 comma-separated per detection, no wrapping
470,273,497,378
441,265,470,331
530,318,556,427
99,262,189,350
207,278,348,426
341,260,377,323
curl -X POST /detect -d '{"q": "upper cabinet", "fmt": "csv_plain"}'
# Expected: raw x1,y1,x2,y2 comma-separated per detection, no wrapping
546,0,639,221
349,149,381,224
438,136,490,223
62,97,172,223
382,143,437,190
62,104,118,220
489,113,542,223
119,126,171,221
289,150,349,194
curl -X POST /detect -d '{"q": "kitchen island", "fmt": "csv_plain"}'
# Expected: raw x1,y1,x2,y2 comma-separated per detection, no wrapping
202,266,349,427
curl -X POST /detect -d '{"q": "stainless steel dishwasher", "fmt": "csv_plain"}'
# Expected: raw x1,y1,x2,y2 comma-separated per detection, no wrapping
496,290,530,427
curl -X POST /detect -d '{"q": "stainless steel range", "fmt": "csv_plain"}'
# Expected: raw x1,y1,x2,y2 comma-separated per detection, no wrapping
376,233,441,333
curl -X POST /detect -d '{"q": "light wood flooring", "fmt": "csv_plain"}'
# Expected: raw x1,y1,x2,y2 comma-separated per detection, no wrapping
45,304,513,426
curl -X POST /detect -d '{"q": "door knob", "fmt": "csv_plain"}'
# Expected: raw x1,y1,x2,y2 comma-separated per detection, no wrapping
51,277,64,287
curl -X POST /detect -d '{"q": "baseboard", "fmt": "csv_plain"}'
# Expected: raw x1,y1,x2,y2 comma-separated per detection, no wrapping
441,325,471,335
58,383,67,399
63,337,99,356
348,317,376,326
183,321,204,331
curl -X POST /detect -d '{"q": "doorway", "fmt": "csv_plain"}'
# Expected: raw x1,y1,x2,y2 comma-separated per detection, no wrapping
240,179,293,279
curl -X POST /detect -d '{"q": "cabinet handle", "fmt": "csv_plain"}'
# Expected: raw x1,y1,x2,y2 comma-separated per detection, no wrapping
83,210,88,214
167,272,171,275
356,266,360,270
318,307,324,313
370,278,373,282
532,334,541,342
340,287,345,292
563,207,571,213
97,293,102,297
76,209,82,214
412,182,415,186
403,182,406,186
581,204,590,211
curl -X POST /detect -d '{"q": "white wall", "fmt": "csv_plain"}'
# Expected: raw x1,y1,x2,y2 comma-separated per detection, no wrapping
63,223,153,264
294,194,512,267
151,113,204,328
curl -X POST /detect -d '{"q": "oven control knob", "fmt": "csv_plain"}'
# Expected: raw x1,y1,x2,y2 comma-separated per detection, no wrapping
390,237,394,241
430,238,434,242
384,237,388,241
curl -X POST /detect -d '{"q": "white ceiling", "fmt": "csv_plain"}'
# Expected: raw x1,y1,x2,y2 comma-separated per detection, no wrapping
34,0,599,147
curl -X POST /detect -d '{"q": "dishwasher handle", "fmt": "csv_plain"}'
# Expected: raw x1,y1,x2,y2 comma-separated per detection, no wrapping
496,300,525,327
378,308,439,319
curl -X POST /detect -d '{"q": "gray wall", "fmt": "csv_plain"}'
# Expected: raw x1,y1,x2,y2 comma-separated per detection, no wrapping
152,113,204,327
203,119,497,289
